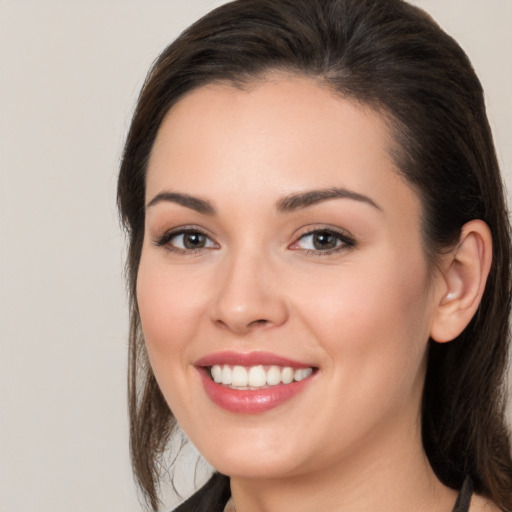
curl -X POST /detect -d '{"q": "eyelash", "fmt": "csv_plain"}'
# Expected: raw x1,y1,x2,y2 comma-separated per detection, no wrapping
153,226,356,256
290,227,356,256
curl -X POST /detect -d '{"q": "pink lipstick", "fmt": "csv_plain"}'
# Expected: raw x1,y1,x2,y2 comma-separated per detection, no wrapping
195,351,317,414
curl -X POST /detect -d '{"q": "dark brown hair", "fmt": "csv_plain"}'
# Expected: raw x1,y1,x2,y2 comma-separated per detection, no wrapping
117,0,512,509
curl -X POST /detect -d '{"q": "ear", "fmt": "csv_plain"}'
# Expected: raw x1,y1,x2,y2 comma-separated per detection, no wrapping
430,220,492,343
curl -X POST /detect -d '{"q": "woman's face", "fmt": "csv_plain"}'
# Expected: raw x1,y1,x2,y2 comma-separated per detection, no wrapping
137,77,442,479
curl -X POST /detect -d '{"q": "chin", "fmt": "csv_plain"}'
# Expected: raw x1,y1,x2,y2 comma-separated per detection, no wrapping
208,454,302,480
192,431,307,480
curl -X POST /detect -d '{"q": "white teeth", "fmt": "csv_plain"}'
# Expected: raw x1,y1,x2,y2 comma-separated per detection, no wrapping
221,365,232,385
294,368,313,381
209,364,314,388
232,366,248,387
266,365,281,386
211,365,223,383
281,367,294,384
248,365,267,387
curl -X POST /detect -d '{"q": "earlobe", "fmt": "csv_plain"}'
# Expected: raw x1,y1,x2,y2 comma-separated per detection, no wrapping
430,220,492,343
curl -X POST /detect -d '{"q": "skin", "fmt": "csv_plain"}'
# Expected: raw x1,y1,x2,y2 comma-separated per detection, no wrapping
137,76,494,511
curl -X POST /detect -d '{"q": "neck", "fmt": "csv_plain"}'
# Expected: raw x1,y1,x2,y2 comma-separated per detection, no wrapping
229,418,457,512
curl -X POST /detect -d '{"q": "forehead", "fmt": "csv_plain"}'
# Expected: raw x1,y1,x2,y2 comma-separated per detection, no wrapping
146,77,420,226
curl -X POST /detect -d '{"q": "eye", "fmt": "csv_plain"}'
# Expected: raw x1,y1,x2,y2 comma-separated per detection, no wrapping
290,228,355,254
154,228,218,253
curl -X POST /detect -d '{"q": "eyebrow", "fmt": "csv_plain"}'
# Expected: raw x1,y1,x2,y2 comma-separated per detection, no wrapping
276,187,382,213
146,186,381,215
147,192,215,215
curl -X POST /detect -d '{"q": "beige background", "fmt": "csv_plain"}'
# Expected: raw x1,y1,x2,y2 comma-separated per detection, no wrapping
1,1,510,511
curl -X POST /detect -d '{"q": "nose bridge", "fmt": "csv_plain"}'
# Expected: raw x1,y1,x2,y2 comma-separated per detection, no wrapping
211,240,288,333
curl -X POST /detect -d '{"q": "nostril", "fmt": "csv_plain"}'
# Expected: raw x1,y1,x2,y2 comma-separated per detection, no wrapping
213,317,271,334
249,319,269,327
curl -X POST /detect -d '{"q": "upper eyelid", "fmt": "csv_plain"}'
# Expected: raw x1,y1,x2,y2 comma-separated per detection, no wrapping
293,225,355,240
155,225,214,238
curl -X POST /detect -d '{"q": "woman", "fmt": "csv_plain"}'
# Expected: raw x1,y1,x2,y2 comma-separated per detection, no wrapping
117,0,512,510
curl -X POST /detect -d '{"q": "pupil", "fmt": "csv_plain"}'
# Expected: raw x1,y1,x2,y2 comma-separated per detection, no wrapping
184,233,205,249
313,232,337,250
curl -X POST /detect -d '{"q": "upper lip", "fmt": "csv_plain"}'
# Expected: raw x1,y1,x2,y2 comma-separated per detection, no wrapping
194,351,315,369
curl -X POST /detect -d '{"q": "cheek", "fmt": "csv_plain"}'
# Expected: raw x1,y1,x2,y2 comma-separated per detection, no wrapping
300,264,432,448
295,251,433,381
135,254,213,418
136,254,208,366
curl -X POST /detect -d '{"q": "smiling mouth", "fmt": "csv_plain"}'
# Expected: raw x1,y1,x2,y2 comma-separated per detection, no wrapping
209,364,315,390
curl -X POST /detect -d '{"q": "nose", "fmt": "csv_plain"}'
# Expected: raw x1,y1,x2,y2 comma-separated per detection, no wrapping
210,250,289,335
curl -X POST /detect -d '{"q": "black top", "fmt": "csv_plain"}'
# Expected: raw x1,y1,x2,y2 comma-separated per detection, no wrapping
173,473,474,512
173,473,230,512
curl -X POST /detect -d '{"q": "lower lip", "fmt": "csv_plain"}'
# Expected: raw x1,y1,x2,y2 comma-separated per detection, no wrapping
198,369,314,414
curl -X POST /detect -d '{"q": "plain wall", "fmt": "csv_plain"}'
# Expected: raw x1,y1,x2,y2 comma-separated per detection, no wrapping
1,1,510,511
